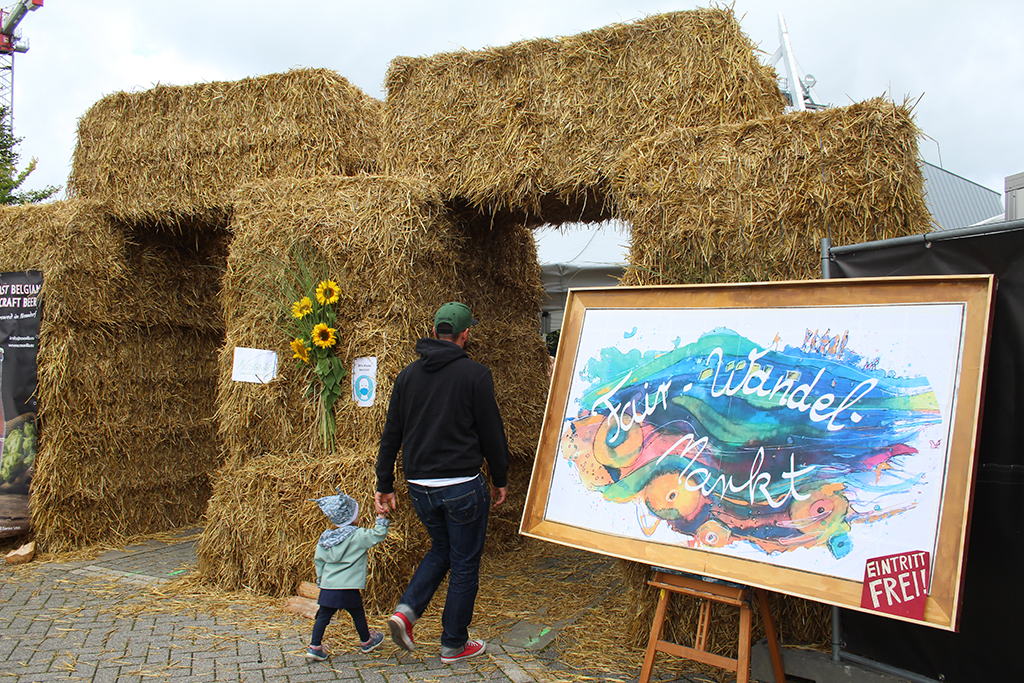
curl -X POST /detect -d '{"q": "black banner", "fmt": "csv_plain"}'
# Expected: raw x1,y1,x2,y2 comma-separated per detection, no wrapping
830,223,1024,682
0,270,42,538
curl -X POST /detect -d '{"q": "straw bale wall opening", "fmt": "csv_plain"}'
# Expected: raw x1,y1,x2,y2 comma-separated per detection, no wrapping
0,200,228,551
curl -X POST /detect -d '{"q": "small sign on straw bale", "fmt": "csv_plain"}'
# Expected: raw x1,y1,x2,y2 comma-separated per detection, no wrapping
382,7,784,218
69,68,383,226
613,99,931,286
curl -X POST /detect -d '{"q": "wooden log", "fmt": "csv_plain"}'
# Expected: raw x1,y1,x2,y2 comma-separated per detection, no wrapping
5,540,35,565
284,595,319,620
298,581,320,600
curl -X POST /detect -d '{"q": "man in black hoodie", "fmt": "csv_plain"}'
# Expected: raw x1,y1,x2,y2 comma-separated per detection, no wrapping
374,302,509,663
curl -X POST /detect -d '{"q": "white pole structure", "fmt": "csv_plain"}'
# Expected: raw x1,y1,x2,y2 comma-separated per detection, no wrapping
770,12,827,112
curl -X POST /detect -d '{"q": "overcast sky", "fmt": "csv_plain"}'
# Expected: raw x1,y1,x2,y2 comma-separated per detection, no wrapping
9,1,1022,206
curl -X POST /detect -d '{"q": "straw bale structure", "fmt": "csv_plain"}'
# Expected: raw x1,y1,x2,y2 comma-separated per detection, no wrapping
69,69,382,226
0,200,227,551
23,7,927,655
381,7,784,221
199,176,547,603
615,98,930,285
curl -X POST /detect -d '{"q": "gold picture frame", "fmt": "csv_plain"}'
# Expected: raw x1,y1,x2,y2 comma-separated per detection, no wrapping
521,276,995,630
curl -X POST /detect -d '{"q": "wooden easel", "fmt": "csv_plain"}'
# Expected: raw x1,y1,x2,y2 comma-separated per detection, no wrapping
639,571,786,683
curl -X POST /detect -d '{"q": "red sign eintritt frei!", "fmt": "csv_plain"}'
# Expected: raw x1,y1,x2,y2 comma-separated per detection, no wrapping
860,550,930,620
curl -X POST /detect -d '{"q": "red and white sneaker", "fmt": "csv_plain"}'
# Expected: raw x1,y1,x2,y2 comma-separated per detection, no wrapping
388,611,416,651
440,639,486,663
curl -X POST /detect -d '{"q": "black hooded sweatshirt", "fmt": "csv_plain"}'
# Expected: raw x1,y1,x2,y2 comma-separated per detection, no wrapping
376,337,509,494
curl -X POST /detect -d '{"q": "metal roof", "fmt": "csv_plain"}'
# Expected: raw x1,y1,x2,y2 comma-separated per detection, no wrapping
921,161,1003,230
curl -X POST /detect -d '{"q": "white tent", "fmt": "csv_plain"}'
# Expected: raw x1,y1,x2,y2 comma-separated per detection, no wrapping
535,221,629,334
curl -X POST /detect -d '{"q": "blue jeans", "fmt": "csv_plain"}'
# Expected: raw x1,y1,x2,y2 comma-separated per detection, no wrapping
400,474,490,649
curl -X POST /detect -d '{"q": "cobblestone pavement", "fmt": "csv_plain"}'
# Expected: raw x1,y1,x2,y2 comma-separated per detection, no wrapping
1,531,718,683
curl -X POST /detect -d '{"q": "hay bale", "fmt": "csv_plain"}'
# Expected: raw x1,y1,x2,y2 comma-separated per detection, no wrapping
200,175,548,601
0,201,124,320
614,98,930,286
69,68,383,225
33,478,213,552
197,445,414,605
0,200,226,329
382,7,784,220
29,323,223,551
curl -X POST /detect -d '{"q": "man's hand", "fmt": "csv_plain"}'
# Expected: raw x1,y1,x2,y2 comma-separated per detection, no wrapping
492,486,507,507
375,491,397,515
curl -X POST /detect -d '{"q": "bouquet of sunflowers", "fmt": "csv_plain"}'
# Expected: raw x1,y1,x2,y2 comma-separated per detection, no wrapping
286,276,348,452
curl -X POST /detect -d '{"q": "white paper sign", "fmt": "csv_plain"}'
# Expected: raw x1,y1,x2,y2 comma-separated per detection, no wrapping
231,347,278,384
351,356,377,407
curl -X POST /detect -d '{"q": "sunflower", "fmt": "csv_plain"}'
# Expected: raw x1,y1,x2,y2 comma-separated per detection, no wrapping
291,296,313,319
316,280,340,306
312,323,337,349
290,338,310,363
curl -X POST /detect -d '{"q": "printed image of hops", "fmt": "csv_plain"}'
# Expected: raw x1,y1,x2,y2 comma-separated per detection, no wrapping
316,280,340,306
312,323,337,349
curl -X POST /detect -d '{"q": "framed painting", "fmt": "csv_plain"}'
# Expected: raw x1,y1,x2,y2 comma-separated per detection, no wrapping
521,276,995,630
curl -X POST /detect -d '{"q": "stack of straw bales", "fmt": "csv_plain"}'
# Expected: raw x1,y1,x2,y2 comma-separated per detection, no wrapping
21,68,386,551
381,8,784,221
69,68,382,225
615,98,931,285
0,200,225,551
198,176,545,604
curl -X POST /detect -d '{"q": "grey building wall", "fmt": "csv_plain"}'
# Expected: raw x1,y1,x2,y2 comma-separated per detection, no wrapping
921,161,1003,230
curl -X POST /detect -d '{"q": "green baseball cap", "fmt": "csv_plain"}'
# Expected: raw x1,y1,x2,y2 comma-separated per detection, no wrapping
434,302,478,334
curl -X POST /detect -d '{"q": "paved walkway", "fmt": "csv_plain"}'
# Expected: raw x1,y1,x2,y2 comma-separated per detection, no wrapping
1,531,717,683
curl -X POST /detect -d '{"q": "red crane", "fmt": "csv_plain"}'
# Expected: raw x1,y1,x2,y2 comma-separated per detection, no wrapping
0,0,42,133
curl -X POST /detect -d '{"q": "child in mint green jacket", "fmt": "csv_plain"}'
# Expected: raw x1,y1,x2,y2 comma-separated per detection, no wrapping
305,489,389,661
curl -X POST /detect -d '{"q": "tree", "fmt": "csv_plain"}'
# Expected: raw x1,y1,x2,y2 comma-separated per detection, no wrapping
0,106,60,205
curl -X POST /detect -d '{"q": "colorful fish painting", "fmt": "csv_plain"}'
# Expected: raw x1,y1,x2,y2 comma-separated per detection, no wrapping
557,327,942,562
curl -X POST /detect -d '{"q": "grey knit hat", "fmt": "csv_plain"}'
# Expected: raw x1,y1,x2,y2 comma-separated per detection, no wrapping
311,488,359,527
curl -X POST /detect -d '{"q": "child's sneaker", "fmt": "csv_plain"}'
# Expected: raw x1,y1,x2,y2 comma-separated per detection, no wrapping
360,630,385,654
440,639,486,663
388,611,416,651
305,645,330,662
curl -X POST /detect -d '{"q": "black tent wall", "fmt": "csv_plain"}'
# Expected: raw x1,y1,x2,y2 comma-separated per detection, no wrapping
828,220,1024,682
